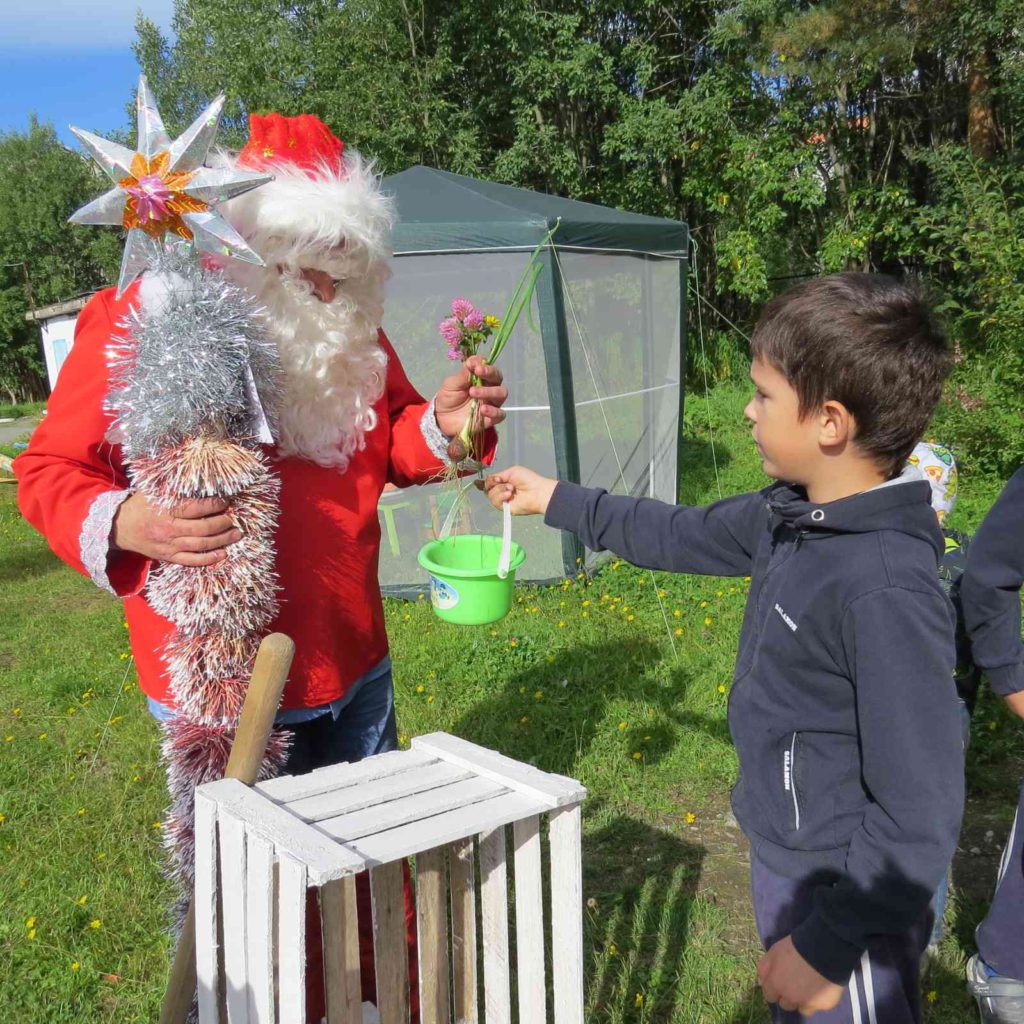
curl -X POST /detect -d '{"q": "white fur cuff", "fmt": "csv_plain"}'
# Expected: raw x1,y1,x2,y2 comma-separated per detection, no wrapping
421,399,455,465
80,489,132,595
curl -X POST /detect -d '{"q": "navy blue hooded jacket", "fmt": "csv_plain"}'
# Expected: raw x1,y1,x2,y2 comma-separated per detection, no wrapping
961,467,1024,697
546,472,965,983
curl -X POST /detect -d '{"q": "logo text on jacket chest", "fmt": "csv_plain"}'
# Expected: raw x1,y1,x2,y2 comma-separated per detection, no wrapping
774,603,798,632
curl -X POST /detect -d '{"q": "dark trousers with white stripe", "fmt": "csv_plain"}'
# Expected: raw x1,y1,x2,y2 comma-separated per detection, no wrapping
751,851,934,1024
977,778,1024,980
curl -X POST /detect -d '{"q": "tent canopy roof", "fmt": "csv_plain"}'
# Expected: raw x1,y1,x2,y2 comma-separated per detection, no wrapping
382,165,689,255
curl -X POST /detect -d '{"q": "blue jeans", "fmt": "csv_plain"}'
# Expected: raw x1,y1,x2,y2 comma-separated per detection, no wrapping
277,668,398,775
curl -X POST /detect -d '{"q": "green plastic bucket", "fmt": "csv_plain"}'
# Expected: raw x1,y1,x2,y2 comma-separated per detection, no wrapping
417,533,526,625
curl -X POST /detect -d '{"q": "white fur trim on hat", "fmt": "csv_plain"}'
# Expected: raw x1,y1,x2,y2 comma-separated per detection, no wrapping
218,149,395,268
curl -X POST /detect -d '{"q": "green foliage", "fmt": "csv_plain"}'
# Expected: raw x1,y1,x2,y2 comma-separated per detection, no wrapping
0,120,120,402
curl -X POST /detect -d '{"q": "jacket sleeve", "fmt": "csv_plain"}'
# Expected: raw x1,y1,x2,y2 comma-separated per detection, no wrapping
791,585,965,984
543,480,765,577
961,468,1024,696
379,329,497,489
13,290,152,597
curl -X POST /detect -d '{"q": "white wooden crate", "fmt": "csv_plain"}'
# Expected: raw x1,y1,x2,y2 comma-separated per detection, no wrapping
194,732,587,1024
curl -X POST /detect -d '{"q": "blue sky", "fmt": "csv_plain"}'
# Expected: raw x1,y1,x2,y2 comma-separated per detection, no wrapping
0,1,175,145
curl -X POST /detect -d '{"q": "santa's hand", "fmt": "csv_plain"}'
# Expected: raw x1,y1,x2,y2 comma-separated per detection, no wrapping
433,355,508,437
111,493,243,567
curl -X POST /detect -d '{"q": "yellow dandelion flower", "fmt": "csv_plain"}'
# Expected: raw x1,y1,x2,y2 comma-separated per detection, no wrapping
673,609,681,617
718,684,727,694
533,690,543,700
520,715,529,724
25,916,36,929
152,821,163,830
415,684,425,694
77,807,86,816
71,961,81,971
558,620,566,628
0,813,5,824
618,721,628,730
658,589,667,598
716,590,723,597
674,627,683,636
635,992,645,1008
27,928,37,940
38,732,48,740
632,752,642,761
484,315,502,329
75,895,88,906
627,614,635,622
509,638,518,647
398,734,408,745
4,736,13,743
88,919,102,929
700,600,708,608
11,707,21,716
132,775,141,783
608,942,618,955
926,991,937,1003
685,812,696,824
705,616,713,626
426,695,435,704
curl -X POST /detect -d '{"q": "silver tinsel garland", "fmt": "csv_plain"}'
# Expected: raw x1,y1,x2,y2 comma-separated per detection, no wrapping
106,245,290,895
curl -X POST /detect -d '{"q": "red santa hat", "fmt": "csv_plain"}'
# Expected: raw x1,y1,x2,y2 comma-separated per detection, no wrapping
221,112,395,267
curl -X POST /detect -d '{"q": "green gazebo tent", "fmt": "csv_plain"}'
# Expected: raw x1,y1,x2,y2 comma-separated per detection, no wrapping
377,166,689,592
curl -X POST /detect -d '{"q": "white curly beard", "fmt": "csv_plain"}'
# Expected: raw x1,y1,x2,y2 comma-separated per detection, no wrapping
224,251,390,470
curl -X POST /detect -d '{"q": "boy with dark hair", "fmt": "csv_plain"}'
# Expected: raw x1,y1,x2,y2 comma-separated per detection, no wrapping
485,272,965,1022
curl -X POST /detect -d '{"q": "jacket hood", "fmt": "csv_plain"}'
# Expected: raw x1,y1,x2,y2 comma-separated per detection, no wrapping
766,465,943,558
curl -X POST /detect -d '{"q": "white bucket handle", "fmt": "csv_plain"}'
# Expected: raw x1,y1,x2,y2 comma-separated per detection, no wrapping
497,500,513,579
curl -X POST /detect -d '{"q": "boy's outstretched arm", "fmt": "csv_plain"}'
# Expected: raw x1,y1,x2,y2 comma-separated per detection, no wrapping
788,584,964,987
961,466,1024,712
484,467,764,577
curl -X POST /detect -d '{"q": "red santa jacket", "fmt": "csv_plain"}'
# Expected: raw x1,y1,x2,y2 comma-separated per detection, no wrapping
16,283,493,709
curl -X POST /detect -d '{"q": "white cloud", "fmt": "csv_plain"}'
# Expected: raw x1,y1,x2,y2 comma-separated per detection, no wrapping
0,1,175,50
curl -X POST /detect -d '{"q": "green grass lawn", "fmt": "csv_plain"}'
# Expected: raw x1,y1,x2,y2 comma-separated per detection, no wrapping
1,381,1021,1021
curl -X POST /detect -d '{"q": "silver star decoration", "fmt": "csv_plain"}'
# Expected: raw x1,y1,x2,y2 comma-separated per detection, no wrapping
69,76,271,296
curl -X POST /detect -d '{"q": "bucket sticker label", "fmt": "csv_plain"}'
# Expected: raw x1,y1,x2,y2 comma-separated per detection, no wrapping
429,575,460,610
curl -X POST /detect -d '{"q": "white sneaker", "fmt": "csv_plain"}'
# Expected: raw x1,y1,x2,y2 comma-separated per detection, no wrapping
968,954,1024,1023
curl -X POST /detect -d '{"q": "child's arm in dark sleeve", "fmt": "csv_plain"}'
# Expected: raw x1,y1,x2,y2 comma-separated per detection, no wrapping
543,480,766,577
961,467,1024,697
789,585,964,984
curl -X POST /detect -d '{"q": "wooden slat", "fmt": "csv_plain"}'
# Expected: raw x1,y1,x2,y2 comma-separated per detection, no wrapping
289,761,471,823
412,733,586,808
257,750,438,801
549,804,584,1024
201,778,364,885
415,846,450,1024
513,816,546,1023
319,776,505,842
321,875,362,1024
245,831,276,1023
479,828,511,1024
449,837,477,1024
371,860,410,1024
277,855,307,1024
220,814,249,1024
194,793,221,1024
350,791,541,866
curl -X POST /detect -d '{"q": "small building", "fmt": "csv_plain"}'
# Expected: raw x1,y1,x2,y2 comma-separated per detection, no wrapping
25,295,93,392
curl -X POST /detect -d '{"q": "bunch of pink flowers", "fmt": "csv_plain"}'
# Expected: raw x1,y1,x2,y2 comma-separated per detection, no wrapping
438,298,500,362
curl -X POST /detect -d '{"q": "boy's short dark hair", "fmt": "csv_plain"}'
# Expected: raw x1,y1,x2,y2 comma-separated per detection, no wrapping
750,272,951,476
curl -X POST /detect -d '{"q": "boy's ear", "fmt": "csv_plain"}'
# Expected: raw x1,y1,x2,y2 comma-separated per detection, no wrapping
818,399,855,452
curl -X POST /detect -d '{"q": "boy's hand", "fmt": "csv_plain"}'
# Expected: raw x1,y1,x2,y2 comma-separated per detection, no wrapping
1003,691,1024,722
757,936,845,1015
482,467,558,517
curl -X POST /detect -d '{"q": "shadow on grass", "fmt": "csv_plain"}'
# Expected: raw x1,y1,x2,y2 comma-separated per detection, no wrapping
449,639,729,779
679,435,733,505
0,540,62,583
582,812,708,1021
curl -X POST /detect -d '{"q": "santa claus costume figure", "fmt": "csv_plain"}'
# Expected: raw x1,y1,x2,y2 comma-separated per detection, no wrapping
16,113,507,1019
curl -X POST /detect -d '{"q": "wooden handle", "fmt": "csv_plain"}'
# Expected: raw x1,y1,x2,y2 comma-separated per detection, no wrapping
158,632,296,1024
